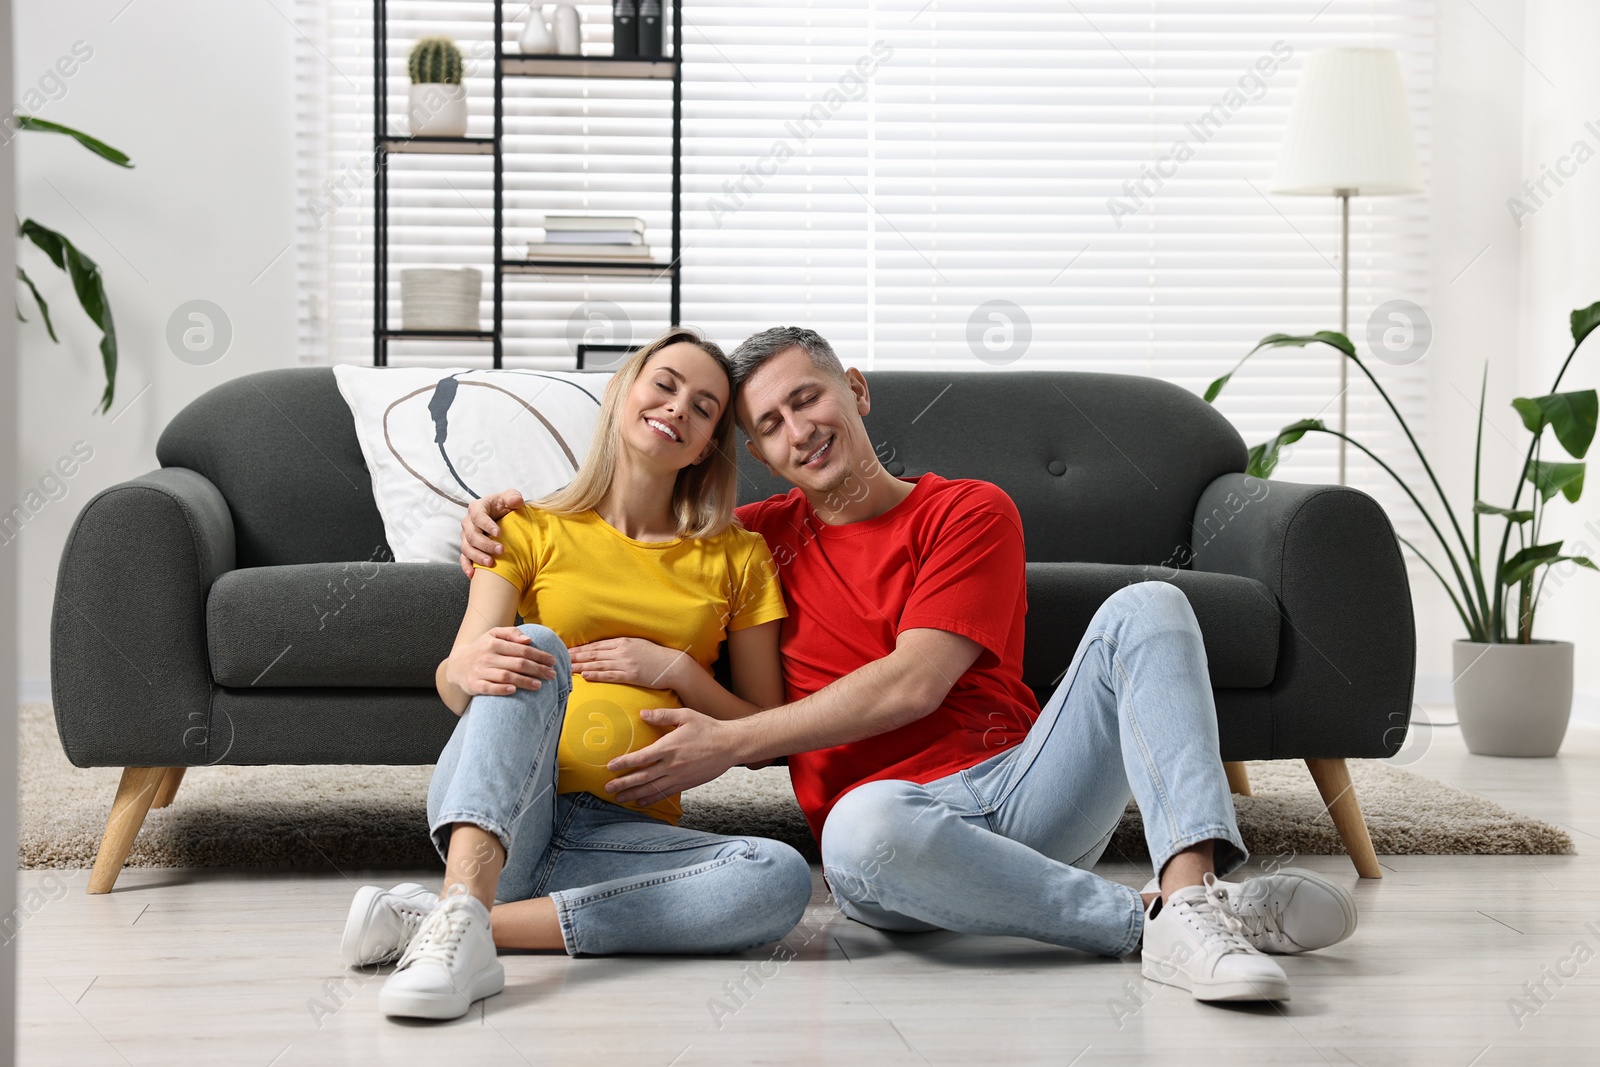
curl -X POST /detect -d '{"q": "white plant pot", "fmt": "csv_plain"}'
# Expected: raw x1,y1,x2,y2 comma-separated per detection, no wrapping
1451,639,1573,757
400,267,483,331
407,83,468,138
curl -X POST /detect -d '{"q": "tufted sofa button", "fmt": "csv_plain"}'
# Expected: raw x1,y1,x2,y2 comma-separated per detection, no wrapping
1047,460,1066,476
887,461,906,476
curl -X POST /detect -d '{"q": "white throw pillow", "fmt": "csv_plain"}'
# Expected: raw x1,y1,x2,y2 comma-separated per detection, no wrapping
333,365,613,562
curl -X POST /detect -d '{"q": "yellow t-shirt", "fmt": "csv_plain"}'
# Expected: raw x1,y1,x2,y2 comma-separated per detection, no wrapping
472,506,787,823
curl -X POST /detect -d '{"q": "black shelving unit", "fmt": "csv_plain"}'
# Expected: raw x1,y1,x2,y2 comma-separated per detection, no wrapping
373,0,683,367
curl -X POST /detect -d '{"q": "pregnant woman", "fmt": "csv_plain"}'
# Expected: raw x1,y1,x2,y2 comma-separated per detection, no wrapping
339,329,811,1021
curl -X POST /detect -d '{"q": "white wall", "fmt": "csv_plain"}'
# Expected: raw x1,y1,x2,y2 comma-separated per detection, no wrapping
11,0,299,690
1513,0,1600,704
1417,0,1530,692
1418,0,1600,716
2,0,20,1051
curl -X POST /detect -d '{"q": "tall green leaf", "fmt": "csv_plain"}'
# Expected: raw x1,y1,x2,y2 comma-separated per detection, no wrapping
1205,331,1357,403
1263,330,1358,359
1474,500,1534,522
1526,459,1585,503
1204,374,1234,404
1572,300,1600,350
15,116,133,167
18,218,117,413
15,265,56,341
1501,541,1597,586
1511,389,1598,459
1245,418,1325,479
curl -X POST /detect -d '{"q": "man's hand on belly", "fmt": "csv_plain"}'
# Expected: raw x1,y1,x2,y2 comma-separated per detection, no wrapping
604,707,749,805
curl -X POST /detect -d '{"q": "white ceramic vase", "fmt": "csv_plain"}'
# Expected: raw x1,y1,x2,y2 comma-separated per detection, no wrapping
552,3,581,54
406,82,468,137
518,8,557,54
1451,639,1573,757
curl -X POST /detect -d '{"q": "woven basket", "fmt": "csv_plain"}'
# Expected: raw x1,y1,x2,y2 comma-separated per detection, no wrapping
400,267,483,331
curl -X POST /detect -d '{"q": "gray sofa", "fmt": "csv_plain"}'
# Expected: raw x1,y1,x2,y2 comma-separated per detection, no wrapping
53,367,1414,892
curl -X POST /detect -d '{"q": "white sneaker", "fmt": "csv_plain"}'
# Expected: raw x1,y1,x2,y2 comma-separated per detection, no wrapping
1140,867,1357,954
340,883,439,967
378,887,504,1020
1141,874,1290,1002
1219,867,1357,954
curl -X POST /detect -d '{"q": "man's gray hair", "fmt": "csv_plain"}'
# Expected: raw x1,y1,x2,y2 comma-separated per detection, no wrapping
728,326,847,387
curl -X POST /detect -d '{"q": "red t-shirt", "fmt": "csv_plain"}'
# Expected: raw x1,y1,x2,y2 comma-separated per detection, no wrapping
736,473,1041,840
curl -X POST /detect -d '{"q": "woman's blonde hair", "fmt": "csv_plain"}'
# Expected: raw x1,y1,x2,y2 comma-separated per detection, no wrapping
533,328,739,539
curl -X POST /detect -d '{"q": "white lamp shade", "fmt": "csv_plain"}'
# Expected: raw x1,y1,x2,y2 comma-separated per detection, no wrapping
1272,48,1423,196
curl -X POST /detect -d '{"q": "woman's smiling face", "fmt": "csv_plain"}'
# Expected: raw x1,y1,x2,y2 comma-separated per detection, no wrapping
620,341,731,469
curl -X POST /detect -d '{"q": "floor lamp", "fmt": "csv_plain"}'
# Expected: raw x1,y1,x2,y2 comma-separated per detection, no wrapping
1272,48,1423,485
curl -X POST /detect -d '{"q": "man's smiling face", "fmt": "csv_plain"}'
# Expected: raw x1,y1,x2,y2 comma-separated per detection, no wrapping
735,344,876,499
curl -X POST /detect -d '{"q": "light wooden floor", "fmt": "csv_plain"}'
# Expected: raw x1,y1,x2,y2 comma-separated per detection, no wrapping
16,706,1600,1066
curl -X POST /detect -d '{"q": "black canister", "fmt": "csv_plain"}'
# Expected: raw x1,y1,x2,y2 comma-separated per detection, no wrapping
613,0,638,58
638,0,663,57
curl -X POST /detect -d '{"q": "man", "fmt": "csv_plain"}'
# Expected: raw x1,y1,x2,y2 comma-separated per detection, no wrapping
460,326,1356,1003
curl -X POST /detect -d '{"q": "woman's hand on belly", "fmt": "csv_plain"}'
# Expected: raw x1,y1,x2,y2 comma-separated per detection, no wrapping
568,637,688,690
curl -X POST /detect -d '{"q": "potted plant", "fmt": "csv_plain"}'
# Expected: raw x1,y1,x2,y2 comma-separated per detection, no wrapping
407,36,467,138
1206,301,1599,757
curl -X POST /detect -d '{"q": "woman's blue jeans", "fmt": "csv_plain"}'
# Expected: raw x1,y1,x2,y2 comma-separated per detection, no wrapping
427,624,813,956
820,581,1247,958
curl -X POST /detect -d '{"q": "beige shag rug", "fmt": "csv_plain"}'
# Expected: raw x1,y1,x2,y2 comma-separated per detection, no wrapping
19,703,1572,870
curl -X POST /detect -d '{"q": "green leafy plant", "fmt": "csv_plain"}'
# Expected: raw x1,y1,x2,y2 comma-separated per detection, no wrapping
408,36,464,85
1206,302,1600,645
15,115,133,414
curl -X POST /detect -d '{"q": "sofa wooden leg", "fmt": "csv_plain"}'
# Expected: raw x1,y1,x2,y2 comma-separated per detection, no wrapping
1305,758,1382,879
89,766,169,894
1223,761,1252,796
151,767,186,809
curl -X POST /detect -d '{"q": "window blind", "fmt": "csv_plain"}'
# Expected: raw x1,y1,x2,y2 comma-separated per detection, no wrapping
294,0,1436,544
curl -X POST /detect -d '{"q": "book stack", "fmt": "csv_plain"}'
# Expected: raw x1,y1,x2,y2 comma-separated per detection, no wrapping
527,216,654,261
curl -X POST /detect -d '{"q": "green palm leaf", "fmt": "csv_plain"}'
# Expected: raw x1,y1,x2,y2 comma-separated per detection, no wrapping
15,265,56,341
1473,500,1534,522
15,116,133,167
1501,542,1597,587
18,217,117,413
1511,389,1597,459
1205,331,1357,403
1245,418,1325,479
1571,300,1600,350
1526,459,1585,503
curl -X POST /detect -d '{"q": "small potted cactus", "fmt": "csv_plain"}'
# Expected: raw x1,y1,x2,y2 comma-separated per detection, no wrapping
407,36,467,137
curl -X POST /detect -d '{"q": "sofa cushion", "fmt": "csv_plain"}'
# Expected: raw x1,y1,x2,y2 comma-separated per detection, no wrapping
207,562,467,688
332,366,612,563
1022,564,1279,703
206,562,1276,698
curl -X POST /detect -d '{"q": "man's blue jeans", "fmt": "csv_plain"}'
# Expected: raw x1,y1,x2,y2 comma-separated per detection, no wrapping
427,623,814,956
820,581,1247,958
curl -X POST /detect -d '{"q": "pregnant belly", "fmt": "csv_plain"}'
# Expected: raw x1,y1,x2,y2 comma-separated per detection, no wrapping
556,677,677,800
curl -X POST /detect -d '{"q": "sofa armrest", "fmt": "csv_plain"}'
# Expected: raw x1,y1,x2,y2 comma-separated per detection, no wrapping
51,467,235,767
1021,563,1279,699
1189,473,1415,758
